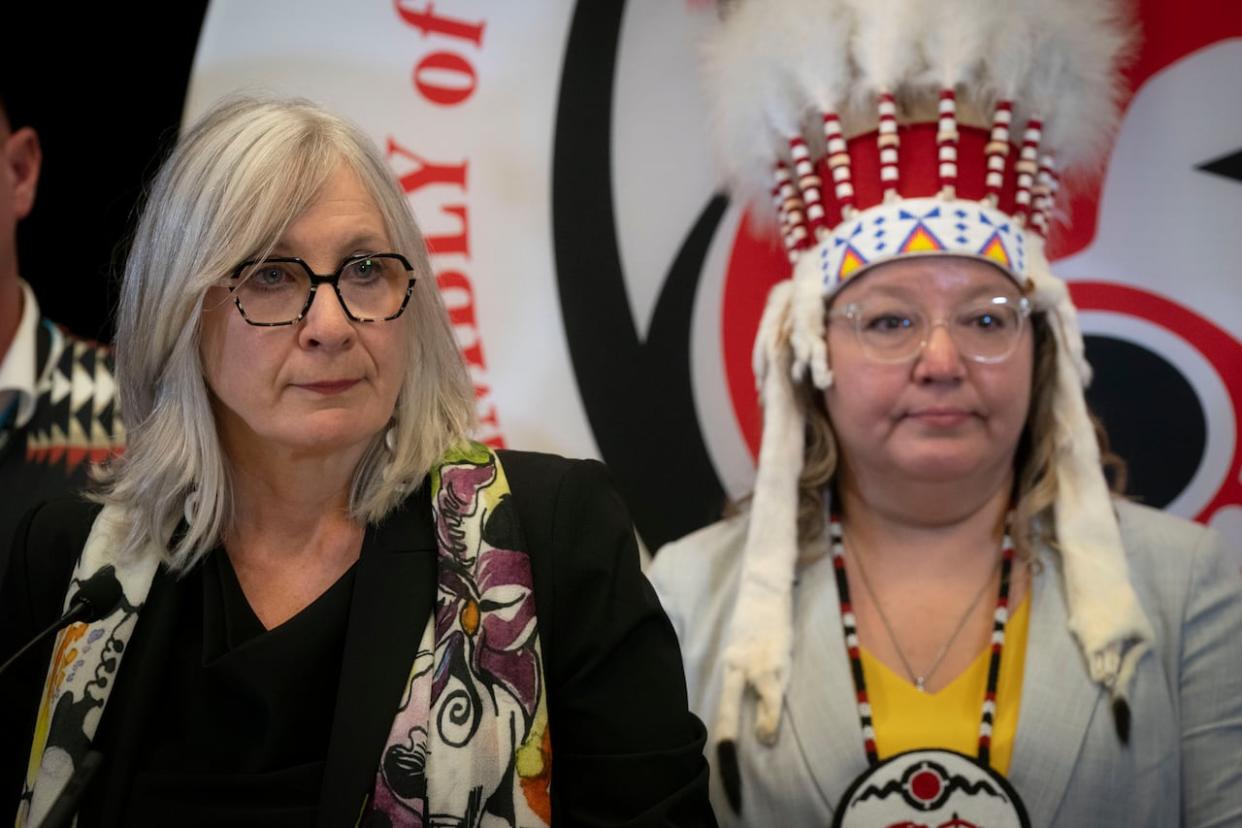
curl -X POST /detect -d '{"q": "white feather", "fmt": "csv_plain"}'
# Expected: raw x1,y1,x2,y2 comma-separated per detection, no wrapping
701,1,810,210
980,0,1039,102
699,0,1133,222
919,0,994,89
844,0,927,100
1028,0,1135,174
775,0,854,113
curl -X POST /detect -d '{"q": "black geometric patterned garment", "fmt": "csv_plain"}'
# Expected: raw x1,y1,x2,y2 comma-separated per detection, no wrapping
0,318,124,580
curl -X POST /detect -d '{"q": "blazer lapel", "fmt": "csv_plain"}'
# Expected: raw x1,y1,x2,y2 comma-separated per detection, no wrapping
783,550,871,813
1007,548,1104,826
318,492,437,827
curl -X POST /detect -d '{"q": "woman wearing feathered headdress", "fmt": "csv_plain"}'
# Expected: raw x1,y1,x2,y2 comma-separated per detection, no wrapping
649,1,1242,825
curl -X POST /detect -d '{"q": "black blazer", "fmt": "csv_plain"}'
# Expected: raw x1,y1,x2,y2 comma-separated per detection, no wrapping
0,450,716,827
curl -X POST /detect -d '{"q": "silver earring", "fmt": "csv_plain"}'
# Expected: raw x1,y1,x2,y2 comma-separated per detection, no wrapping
385,426,397,453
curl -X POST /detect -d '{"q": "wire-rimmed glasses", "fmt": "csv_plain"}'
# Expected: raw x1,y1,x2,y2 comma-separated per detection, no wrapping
828,295,1032,364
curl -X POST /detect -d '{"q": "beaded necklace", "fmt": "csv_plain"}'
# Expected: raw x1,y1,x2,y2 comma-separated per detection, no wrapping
827,518,1031,827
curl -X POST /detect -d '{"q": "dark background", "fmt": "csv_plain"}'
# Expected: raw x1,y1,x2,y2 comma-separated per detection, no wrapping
5,3,208,343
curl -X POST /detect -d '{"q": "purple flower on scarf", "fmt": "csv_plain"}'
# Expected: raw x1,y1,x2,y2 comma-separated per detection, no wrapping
435,462,496,563
371,447,551,828
434,462,542,722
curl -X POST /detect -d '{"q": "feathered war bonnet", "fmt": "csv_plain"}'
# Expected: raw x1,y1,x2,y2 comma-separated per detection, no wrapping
703,0,1153,812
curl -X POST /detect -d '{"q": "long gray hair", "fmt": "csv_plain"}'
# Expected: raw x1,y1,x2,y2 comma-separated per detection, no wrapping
97,96,475,572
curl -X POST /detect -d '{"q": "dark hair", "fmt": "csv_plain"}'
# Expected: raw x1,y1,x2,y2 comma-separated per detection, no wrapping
0,70,31,131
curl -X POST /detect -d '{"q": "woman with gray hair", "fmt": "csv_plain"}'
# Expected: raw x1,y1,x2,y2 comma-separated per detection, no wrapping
0,97,714,827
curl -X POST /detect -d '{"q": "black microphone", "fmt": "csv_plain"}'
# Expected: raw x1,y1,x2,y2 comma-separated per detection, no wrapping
0,565,124,677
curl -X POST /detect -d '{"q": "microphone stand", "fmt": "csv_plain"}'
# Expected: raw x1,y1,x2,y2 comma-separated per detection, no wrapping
0,602,95,678
0,565,123,678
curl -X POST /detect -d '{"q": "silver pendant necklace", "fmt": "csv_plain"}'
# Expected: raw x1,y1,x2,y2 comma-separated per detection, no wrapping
848,532,1002,692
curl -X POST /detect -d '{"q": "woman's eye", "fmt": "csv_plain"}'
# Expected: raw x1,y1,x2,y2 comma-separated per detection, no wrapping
864,313,914,332
344,258,384,281
967,311,1006,330
255,267,291,287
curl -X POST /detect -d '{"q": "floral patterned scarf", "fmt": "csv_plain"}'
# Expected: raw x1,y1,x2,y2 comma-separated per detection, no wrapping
17,442,551,828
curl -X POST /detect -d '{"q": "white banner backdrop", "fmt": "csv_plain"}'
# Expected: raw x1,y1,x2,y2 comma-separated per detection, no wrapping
186,2,1242,568
189,1,593,457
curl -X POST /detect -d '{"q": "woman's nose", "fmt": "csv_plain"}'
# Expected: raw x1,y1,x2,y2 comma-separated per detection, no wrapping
913,322,966,381
298,286,355,350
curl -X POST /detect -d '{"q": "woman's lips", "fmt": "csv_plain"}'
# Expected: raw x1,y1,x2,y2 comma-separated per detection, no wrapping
905,408,974,427
296,379,360,395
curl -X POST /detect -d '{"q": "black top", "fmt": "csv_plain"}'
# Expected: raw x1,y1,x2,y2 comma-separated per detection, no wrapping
0,450,716,827
117,552,355,825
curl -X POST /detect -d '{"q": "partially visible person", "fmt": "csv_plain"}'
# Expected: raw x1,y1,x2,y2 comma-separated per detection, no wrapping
0,96,714,827
0,86,124,573
649,2,1242,826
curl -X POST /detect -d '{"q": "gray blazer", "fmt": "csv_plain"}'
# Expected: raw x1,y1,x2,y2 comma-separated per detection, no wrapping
649,501,1242,827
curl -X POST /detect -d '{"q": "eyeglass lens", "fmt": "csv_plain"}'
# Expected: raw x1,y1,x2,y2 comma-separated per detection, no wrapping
852,298,1026,363
234,256,410,324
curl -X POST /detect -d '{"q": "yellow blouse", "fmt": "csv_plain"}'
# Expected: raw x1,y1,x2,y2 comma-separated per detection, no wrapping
859,594,1031,775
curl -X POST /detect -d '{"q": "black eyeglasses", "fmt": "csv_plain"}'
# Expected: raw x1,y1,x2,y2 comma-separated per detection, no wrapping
228,253,416,326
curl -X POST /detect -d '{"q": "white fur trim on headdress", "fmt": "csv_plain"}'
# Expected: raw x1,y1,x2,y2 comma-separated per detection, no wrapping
717,281,804,753
789,255,832,389
1028,251,1093,384
1027,247,1154,695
